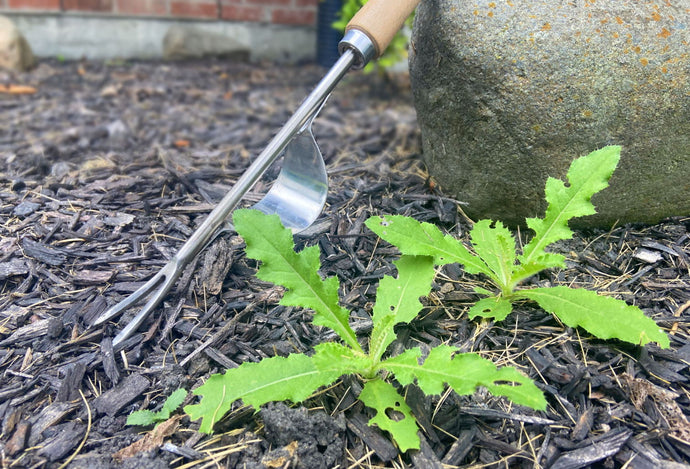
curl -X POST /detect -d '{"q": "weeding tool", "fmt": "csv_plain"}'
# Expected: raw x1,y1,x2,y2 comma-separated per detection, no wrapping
93,0,421,347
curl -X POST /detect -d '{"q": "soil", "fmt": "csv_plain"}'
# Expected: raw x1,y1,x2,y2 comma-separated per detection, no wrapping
1,58,689,468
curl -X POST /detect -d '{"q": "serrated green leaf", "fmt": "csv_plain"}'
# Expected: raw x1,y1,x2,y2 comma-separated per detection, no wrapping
185,353,340,433
510,253,566,287
467,296,513,321
234,209,359,350
469,219,516,288
365,215,492,275
160,388,187,418
520,146,621,265
126,409,157,427
359,379,420,452
382,345,546,409
378,347,423,385
126,388,187,427
369,255,435,362
520,286,670,348
313,342,373,375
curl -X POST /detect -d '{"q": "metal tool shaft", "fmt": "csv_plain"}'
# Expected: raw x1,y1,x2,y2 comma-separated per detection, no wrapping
93,50,357,344
175,50,356,266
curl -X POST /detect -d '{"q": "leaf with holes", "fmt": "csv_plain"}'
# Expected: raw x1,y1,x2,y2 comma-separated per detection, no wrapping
359,379,420,452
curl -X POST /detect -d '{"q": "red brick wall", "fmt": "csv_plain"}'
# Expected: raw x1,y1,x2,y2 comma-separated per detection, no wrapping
1,0,318,25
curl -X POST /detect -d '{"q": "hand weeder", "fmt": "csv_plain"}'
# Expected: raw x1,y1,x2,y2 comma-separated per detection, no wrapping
93,0,422,347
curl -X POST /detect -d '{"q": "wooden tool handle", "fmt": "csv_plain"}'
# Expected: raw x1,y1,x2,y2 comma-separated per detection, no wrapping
346,0,421,58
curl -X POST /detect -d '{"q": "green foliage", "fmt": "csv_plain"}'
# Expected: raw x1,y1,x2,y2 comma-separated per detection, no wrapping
126,388,187,427
184,209,546,451
333,0,414,73
366,146,670,348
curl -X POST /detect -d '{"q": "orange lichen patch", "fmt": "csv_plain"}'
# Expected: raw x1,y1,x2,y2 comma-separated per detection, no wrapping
613,32,620,38
633,45,641,53
488,2,496,7
658,27,672,38
582,110,593,117
541,22,552,31
661,66,668,73
640,57,649,66
615,16,624,24
600,18,609,24
473,9,479,15
506,0,514,6
487,11,494,17
651,11,662,21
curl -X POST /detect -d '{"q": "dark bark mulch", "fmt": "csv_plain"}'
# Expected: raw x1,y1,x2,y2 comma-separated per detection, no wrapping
1,58,689,468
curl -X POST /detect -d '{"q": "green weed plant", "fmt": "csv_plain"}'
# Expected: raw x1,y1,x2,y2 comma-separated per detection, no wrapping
366,146,668,348
184,209,545,451
172,146,667,451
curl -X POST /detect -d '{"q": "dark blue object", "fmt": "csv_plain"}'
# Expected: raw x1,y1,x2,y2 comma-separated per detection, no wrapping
317,0,344,67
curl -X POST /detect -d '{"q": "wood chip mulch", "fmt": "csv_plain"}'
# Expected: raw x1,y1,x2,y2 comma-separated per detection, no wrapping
1,58,689,469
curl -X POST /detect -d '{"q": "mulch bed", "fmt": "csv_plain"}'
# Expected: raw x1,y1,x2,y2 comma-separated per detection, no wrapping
1,58,689,468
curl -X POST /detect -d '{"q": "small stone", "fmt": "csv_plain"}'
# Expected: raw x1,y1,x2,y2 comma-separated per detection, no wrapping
0,15,35,72
634,248,663,264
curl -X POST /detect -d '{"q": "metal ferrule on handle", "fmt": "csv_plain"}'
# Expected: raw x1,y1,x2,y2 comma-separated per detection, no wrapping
339,29,377,69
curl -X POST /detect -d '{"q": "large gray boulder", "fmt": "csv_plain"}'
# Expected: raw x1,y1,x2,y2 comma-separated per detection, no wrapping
0,15,35,72
163,25,249,61
410,0,690,228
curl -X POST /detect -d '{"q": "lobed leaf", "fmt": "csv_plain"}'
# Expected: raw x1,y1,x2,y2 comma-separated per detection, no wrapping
161,388,187,416
126,409,157,427
185,353,341,433
234,209,359,350
520,146,621,266
126,388,187,427
359,379,420,452
369,255,435,362
365,215,492,275
382,345,546,410
469,219,517,288
519,286,670,348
